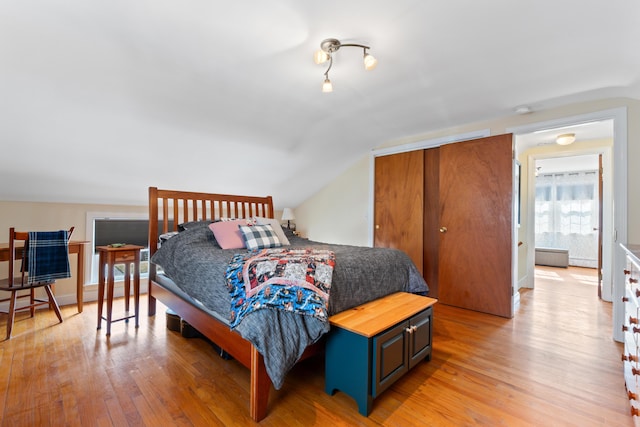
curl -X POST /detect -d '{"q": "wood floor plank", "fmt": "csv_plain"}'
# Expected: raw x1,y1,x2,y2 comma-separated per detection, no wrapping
0,266,634,426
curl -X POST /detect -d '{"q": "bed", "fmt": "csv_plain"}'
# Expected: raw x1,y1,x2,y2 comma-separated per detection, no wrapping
147,187,428,421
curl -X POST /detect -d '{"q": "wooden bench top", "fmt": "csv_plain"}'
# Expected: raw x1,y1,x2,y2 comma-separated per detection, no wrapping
329,292,437,338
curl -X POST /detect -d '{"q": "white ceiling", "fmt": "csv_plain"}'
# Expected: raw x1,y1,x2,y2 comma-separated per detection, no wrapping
1,1,639,209
516,119,613,172
516,120,614,152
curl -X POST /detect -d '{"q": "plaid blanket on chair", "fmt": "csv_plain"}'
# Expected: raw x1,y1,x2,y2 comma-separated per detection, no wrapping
26,230,71,283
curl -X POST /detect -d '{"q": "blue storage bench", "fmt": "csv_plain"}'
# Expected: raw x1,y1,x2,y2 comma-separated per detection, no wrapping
325,292,437,416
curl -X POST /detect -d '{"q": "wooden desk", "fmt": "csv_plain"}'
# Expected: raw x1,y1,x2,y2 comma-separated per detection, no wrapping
0,240,88,313
96,245,143,336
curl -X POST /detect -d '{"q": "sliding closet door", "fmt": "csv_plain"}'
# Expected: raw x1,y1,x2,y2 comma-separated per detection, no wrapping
423,147,440,297
438,134,513,318
374,150,424,274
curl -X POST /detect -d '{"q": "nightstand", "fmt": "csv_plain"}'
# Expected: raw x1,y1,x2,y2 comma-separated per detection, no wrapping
96,244,144,335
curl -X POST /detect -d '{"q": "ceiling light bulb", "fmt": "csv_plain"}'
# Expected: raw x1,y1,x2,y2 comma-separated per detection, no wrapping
322,78,333,93
314,50,329,64
556,133,576,145
363,53,378,70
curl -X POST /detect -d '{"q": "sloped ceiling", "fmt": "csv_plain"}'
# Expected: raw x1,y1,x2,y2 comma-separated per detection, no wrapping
1,1,639,209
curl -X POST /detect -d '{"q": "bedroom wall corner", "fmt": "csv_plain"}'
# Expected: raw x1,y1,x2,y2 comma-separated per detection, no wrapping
295,155,370,246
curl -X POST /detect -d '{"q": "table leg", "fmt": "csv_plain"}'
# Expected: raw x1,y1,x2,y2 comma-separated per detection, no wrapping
97,252,105,330
124,262,131,313
77,243,84,313
134,254,140,328
106,254,114,336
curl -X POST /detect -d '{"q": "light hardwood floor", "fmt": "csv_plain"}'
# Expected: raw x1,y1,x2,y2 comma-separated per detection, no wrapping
0,267,632,426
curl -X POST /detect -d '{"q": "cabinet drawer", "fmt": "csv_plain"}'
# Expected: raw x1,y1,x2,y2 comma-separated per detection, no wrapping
409,307,432,369
373,321,408,397
627,257,640,300
114,251,137,263
625,288,640,346
627,311,640,421
625,348,640,419
625,333,639,368
622,246,640,423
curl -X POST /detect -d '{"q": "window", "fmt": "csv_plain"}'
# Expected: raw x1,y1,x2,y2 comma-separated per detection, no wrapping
86,212,148,284
93,219,150,281
534,170,599,267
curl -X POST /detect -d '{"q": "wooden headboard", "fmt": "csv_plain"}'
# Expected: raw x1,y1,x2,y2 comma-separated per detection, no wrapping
147,186,274,258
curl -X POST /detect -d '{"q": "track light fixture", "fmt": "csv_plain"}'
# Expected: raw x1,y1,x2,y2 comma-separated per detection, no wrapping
314,38,377,93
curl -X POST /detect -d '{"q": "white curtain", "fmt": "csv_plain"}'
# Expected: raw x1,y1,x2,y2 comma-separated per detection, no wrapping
535,170,598,268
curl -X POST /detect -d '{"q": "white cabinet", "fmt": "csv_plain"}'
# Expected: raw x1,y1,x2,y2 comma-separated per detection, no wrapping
621,244,640,422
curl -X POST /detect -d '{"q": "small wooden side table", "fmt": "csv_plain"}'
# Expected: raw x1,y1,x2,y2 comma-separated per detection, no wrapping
96,244,144,335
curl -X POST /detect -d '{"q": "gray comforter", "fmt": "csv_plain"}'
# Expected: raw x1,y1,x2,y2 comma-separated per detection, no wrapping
151,222,428,389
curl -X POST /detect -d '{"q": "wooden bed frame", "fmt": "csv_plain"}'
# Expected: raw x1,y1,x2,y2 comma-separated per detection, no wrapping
147,187,322,421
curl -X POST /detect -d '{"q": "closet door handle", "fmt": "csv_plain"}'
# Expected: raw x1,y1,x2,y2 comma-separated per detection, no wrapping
439,227,448,233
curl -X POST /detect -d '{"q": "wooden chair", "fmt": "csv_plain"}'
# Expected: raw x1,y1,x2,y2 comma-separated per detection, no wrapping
0,227,74,339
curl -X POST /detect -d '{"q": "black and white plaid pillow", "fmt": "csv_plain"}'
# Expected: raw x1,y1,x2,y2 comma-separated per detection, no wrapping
239,224,281,250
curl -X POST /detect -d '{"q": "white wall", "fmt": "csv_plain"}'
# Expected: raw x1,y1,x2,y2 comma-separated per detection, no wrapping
294,156,370,246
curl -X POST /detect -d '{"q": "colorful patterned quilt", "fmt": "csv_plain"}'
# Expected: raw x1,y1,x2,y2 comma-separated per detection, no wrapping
226,248,336,329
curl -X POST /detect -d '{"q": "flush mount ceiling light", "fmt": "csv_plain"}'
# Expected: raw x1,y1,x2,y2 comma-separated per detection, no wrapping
514,105,532,115
556,133,576,146
314,38,377,93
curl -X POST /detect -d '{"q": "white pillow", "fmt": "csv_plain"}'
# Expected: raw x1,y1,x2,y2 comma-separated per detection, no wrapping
254,216,290,245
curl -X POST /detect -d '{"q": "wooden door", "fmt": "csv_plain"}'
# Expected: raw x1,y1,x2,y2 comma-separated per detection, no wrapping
374,151,424,274
597,154,603,297
423,147,440,297
438,134,513,318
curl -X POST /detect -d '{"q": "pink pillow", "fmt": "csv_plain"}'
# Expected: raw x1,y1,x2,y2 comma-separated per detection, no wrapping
209,219,253,249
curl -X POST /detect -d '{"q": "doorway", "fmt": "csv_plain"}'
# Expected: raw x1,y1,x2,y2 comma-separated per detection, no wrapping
509,107,628,343
533,154,602,301
516,121,612,299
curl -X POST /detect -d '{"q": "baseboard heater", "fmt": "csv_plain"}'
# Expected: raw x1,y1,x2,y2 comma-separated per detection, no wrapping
535,247,569,268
